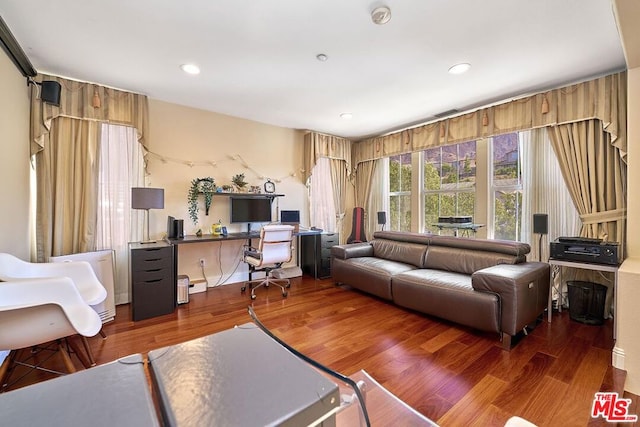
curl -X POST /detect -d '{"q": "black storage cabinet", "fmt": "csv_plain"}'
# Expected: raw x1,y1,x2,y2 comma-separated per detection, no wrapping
130,241,176,321
300,232,339,279
567,281,607,325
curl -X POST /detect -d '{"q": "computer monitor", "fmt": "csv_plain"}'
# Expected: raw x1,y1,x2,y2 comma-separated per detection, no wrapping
230,197,272,223
280,210,300,224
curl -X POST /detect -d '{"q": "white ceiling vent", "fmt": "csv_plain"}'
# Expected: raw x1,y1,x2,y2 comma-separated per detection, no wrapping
371,6,391,25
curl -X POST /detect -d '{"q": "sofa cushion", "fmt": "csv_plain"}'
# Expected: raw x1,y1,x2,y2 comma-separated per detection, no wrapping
371,239,427,268
423,246,523,275
392,269,500,333
332,257,416,301
372,231,530,259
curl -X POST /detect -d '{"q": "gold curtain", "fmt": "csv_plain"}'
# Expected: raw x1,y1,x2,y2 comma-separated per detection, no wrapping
30,74,149,261
548,119,626,256
35,117,100,260
329,159,349,244
30,74,149,155
355,159,379,241
352,71,627,166
303,132,352,182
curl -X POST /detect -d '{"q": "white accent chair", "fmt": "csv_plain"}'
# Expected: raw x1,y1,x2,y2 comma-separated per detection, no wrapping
0,253,107,307
0,277,103,390
0,253,108,359
241,225,294,300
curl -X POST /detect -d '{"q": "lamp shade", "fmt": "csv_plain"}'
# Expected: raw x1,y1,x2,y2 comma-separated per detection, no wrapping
131,187,164,210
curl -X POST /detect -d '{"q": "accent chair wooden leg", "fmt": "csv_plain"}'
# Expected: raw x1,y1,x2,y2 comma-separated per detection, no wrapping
66,337,93,369
0,350,17,389
80,336,97,367
58,342,77,374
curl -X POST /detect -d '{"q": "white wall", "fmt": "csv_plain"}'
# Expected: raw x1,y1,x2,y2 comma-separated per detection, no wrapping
614,67,640,394
147,99,306,285
612,0,640,395
0,49,31,259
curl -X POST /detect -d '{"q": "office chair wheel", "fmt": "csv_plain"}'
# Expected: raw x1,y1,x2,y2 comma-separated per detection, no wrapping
251,294,257,300
286,283,291,288
282,291,288,297
241,286,246,293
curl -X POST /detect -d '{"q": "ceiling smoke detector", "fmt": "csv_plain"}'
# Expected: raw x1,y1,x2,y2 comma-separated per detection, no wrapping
371,6,391,25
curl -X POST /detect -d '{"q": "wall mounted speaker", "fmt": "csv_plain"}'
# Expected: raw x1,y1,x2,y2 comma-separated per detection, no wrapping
533,213,548,234
377,211,386,225
40,80,61,106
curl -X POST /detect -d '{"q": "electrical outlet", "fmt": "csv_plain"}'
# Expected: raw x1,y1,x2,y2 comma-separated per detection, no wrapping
199,258,205,267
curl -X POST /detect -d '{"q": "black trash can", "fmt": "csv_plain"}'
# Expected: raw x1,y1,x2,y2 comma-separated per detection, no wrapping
567,281,607,325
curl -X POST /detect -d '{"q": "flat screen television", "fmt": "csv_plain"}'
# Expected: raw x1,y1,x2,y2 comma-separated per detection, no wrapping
230,197,272,223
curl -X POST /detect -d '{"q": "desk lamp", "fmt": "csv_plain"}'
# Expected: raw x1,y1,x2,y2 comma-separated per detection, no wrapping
132,187,164,243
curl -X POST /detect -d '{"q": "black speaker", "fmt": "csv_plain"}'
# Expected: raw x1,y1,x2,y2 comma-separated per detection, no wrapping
174,219,184,239
167,216,176,238
533,214,548,234
40,81,61,106
377,211,386,225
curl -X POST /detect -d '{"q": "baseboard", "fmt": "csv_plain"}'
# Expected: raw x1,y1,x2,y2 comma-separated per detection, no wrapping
612,346,625,369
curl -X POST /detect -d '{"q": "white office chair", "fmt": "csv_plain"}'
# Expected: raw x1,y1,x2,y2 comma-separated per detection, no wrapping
241,225,294,300
0,277,103,390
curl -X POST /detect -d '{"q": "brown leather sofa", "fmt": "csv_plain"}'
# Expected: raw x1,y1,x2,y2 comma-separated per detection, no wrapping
331,231,550,349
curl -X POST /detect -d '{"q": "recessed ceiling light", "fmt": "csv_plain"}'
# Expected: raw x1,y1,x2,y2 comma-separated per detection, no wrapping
180,63,200,75
340,112,353,120
316,54,328,62
448,63,471,75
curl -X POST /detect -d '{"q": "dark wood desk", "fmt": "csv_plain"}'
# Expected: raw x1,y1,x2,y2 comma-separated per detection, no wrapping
168,229,325,285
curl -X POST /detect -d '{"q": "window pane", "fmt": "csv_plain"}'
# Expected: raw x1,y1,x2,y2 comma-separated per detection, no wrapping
389,154,411,193
458,140,476,189
423,155,440,191
439,193,456,217
422,141,476,232
494,190,522,240
390,194,411,231
493,133,520,187
424,194,439,230
458,192,475,217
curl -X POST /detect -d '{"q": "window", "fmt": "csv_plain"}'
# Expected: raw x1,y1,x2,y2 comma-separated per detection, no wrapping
96,124,144,304
491,133,522,241
308,157,336,232
388,154,412,231
422,141,476,235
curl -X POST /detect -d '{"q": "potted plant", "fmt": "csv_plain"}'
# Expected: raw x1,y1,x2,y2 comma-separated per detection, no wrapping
231,173,248,192
187,177,216,225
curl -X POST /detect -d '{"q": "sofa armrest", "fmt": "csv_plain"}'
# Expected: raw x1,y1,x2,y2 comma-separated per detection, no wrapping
331,243,373,260
472,262,550,336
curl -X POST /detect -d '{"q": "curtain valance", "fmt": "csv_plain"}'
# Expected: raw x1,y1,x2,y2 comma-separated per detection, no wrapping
303,132,352,182
352,71,627,165
30,74,149,155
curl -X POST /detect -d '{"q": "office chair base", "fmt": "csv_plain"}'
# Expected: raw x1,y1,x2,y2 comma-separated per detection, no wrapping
241,277,290,300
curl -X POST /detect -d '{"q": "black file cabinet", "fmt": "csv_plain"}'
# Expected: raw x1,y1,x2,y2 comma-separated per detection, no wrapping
130,241,176,321
300,232,339,279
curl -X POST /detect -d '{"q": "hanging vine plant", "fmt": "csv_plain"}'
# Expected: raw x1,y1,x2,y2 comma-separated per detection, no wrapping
187,177,216,225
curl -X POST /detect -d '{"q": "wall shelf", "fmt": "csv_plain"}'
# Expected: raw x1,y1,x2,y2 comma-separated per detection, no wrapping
211,192,284,199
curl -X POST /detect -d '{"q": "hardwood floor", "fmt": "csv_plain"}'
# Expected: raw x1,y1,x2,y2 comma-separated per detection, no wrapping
3,275,638,426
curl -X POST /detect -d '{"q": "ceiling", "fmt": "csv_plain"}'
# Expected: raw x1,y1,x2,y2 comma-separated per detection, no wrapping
0,0,628,140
